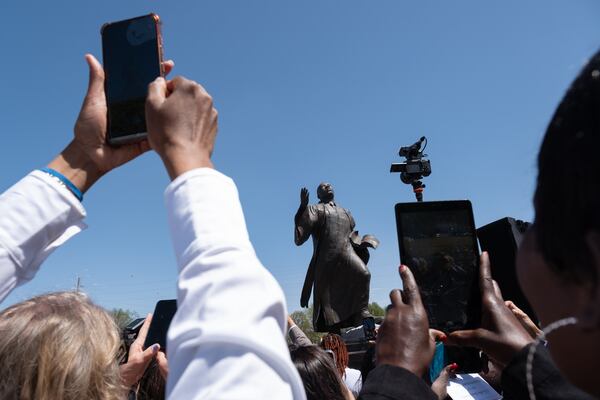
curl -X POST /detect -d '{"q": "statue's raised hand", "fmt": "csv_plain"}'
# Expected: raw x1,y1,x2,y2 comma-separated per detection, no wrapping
300,187,309,208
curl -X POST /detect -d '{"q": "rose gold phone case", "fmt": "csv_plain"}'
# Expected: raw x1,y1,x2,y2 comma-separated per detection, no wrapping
101,13,164,146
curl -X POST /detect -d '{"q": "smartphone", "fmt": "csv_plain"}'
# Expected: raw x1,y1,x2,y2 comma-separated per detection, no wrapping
143,299,177,352
101,13,164,145
394,200,482,372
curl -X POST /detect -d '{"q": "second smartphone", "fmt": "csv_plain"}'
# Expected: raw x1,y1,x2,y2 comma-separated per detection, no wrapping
143,299,177,351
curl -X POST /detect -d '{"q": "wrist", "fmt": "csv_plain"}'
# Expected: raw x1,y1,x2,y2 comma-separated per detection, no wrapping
119,364,138,387
47,141,104,193
160,148,213,180
500,337,534,366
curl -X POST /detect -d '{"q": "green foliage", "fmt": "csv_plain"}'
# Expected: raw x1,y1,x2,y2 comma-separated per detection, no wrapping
289,302,386,343
289,306,325,344
110,308,138,330
368,302,385,317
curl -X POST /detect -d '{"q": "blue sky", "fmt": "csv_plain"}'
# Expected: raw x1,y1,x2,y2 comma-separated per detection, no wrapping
2,1,600,316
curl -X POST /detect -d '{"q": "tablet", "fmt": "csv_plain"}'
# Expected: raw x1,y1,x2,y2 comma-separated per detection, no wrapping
395,200,481,330
395,201,482,372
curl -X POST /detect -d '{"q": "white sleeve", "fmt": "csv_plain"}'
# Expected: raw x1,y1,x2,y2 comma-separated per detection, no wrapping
0,171,87,303
164,168,306,400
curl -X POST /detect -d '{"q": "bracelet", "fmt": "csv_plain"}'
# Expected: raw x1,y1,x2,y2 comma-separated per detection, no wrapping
39,167,84,202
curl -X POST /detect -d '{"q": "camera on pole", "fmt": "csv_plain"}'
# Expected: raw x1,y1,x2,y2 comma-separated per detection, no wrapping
390,136,431,202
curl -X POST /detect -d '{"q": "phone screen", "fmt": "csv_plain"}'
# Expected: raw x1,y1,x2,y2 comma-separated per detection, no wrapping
144,299,177,352
395,201,480,332
102,14,162,143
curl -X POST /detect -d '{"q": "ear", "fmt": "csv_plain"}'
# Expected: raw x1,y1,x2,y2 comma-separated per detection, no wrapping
581,231,600,329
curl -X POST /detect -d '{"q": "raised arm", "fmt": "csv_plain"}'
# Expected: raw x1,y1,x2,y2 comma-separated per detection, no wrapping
294,188,321,246
287,315,313,347
0,171,86,302
146,76,306,399
360,265,439,400
0,55,173,303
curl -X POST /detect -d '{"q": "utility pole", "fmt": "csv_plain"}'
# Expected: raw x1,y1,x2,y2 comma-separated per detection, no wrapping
76,276,81,292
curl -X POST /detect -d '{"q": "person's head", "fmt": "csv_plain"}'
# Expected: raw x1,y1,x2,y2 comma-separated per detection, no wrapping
516,49,600,396
0,291,124,399
320,333,349,378
290,345,348,400
317,182,335,203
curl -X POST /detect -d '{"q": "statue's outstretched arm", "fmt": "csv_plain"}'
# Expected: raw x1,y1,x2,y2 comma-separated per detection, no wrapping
294,187,313,245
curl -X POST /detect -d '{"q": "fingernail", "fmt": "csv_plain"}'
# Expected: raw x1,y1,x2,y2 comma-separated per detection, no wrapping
152,344,160,353
439,334,447,343
399,265,407,273
450,363,458,371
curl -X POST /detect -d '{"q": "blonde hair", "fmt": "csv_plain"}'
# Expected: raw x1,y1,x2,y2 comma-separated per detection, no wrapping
0,291,125,400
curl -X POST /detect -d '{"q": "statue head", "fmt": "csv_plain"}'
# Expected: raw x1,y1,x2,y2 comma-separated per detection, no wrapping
317,182,335,203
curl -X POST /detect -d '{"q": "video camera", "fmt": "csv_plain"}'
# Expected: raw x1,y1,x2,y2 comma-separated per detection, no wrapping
390,136,431,201
116,317,146,364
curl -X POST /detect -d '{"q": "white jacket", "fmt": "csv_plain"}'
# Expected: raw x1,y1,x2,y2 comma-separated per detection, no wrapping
0,169,305,400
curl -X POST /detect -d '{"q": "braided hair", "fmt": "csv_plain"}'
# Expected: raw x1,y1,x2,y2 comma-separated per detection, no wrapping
321,333,349,378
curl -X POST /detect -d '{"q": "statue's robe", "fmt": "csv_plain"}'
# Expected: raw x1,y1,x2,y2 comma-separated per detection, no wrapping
294,201,371,332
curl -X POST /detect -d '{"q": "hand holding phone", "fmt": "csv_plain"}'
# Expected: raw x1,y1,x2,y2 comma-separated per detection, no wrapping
446,253,534,367
49,14,174,195
120,314,161,387
376,265,436,377
145,77,218,180
47,52,164,194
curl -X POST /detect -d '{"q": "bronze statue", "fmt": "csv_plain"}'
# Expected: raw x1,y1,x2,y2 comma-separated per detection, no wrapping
294,182,379,333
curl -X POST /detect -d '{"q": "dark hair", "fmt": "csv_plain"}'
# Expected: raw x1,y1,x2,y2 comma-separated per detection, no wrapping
290,346,348,400
535,49,600,285
321,333,349,378
136,359,165,400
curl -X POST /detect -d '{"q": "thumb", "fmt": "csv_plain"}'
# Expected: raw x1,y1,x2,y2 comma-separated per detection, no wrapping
431,363,457,400
147,77,167,109
141,343,160,364
84,54,104,99
435,363,455,384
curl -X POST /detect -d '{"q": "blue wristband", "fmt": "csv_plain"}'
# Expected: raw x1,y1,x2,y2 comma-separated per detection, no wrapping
39,167,84,202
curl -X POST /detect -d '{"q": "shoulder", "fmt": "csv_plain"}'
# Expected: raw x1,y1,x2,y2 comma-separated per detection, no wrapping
345,367,361,382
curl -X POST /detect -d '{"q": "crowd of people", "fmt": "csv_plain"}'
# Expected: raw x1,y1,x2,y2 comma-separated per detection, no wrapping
0,44,600,399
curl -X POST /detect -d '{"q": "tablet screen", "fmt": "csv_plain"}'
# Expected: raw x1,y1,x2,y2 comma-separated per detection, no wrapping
395,201,480,332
